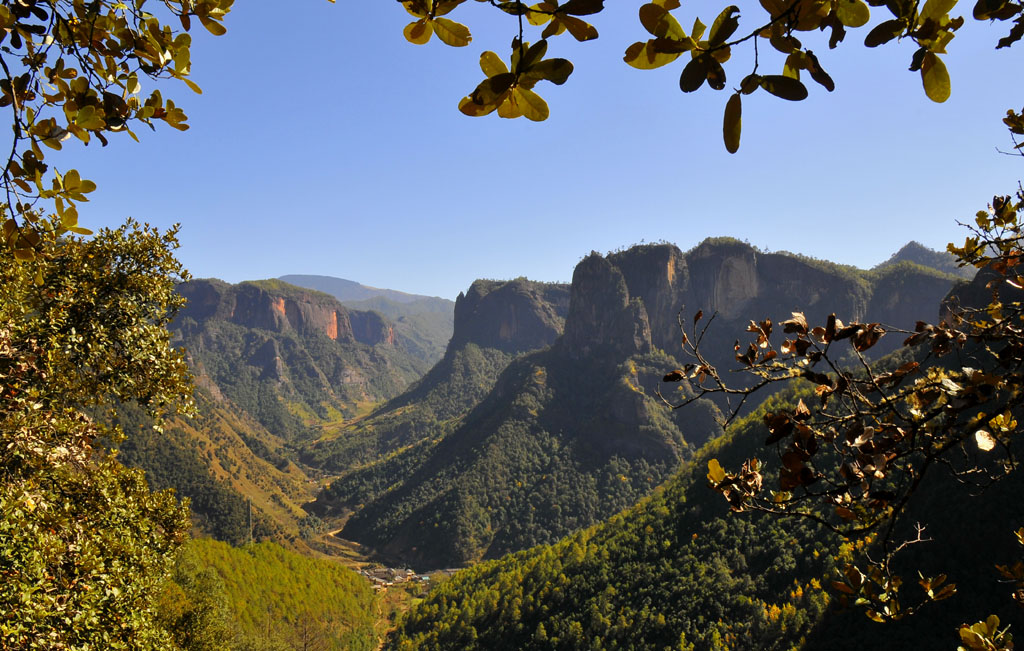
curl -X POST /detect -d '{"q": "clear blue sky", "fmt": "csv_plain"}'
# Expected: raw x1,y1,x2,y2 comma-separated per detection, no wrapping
67,0,1022,299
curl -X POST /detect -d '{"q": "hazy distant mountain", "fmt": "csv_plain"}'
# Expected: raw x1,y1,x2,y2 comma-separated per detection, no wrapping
278,274,448,304
280,274,455,366
874,240,974,279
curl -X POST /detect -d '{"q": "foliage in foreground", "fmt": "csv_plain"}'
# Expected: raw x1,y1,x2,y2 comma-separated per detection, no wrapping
0,221,193,648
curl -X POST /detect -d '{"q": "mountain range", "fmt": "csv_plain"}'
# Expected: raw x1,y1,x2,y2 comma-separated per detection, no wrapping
109,238,985,648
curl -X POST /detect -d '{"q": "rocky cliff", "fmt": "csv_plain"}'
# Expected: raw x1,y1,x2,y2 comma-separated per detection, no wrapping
449,278,570,353
177,279,394,347
313,240,966,568
562,240,960,368
302,278,571,472
173,278,426,443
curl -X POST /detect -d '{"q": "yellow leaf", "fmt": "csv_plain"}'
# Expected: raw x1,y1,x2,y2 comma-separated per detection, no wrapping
199,15,227,36
836,0,871,27
74,105,105,130
458,96,495,117
623,41,683,70
514,87,549,121
975,430,996,451
404,20,433,44
497,95,523,119
707,458,726,484
433,17,472,47
921,52,950,102
480,51,509,77
527,2,555,25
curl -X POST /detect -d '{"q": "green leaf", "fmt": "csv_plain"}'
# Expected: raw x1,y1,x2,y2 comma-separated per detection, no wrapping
760,75,808,101
921,52,950,102
723,93,741,153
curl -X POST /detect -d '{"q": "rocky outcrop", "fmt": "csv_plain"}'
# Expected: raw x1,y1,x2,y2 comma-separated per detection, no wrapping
563,253,653,360
560,240,960,367
177,279,395,347
449,278,570,354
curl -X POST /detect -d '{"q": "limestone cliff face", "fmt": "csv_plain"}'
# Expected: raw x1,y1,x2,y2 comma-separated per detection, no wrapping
449,278,570,354
563,253,653,360
177,279,394,347
560,240,959,367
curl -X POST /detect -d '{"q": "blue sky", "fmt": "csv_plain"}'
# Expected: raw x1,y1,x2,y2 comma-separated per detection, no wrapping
67,0,1022,299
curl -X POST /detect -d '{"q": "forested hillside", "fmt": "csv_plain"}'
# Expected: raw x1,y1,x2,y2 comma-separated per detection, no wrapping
308,241,963,569
176,279,428,437
387,383,1024,650
162,539,378,650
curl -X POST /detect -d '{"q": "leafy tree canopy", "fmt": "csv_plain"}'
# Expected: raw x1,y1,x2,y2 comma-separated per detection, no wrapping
0,0,232,260
1,221,195,647
390,0,1022,151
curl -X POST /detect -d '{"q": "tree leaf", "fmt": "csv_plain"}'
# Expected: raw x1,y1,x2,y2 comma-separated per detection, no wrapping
561,0,604,16
707,458,726,484
433,18,472,47
480,51,509,77
561,15,599,41
514,87,550,121
760,75,808,101
708,5,740,47
404,19,434,44
836,0,871,27
864,19,904,47
639,4,686,39
921,52,950,102
723,92,741,153
623,40,686,69
528,58,574,84
199,15,227,36
921,0,958,22
679,57,707,92
706,57,726,90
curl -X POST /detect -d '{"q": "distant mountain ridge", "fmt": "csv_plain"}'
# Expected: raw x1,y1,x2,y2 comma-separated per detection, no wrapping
873,240,974,279
278,274,449,304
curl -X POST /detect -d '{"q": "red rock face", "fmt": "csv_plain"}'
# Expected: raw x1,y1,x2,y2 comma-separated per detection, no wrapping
176,280,401,346
327,311,338,340
271,297,286,318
